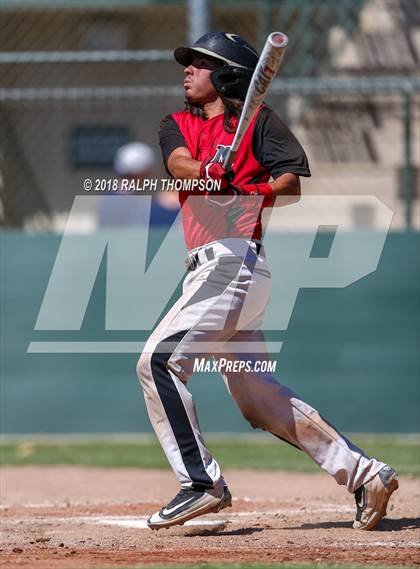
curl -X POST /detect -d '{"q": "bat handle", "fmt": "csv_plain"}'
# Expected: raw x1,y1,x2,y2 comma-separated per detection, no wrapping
223,149,236,173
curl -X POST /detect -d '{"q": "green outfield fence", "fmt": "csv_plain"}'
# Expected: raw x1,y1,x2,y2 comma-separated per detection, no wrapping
0,1,419,435
1,230,419,435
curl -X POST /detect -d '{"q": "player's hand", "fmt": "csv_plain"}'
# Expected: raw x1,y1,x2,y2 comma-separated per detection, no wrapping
199,157,232,191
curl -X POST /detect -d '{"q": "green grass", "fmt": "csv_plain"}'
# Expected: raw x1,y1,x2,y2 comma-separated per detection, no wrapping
1,435,418,476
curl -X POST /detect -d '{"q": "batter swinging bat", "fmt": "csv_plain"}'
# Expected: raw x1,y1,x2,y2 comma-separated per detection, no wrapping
223,32,289,172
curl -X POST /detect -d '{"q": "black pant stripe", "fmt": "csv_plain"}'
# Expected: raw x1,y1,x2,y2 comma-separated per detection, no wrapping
271,432,302,451
150,330,214,489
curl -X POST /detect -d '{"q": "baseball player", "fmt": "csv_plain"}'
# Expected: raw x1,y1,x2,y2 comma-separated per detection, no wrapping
136,32,398,531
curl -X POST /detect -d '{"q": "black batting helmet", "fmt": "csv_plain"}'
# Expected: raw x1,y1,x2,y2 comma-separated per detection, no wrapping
174,32,259,100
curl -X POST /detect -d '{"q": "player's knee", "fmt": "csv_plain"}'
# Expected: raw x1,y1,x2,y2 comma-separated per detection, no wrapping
136,350,152,385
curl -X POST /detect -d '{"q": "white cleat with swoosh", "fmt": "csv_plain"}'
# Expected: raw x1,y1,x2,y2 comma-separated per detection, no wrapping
353,465,399,530
147,484,232,530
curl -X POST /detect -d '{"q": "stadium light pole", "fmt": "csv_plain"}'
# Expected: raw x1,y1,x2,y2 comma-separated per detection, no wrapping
188,0,211,44
402,92,414,230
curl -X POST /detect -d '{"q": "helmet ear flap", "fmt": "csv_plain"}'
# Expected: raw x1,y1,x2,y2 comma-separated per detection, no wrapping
211,65,253,100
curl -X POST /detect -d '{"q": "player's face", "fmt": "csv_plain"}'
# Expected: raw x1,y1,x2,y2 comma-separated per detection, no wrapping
183,56,222,104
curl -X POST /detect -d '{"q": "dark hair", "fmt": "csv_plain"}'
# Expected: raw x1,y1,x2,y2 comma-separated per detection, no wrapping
184,98,243,133
221,97,243,133
184,101,205,119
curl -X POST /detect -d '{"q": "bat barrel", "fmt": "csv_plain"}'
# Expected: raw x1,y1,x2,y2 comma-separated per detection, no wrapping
268,32,288,49
222,31,288,172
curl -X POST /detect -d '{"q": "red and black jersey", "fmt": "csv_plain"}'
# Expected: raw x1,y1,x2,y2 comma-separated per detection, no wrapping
159,105,310,251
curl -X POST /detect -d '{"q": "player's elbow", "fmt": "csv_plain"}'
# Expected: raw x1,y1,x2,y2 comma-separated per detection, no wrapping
287,181,301,203
286,174,301,197
272,173,300,196
271,174,301,207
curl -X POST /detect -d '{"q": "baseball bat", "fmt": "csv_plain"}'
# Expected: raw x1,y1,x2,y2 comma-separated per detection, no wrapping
223,31,288,172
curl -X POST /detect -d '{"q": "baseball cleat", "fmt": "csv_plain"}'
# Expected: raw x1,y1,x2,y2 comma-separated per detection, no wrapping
353,465,399,530
147,484,232,530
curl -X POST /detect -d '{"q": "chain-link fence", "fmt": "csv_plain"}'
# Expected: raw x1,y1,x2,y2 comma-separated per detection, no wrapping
1,0,419,229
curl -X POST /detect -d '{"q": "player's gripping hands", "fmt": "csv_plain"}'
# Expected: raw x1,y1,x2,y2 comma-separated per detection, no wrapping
199,157,232,190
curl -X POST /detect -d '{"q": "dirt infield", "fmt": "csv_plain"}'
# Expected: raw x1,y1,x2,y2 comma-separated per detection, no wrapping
1,467,419,568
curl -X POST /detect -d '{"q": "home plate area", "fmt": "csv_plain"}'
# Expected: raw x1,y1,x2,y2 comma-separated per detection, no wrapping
1,467,419,568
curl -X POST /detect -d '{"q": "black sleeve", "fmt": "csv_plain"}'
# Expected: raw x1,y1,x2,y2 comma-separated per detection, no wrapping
252,107,311,179
158,114,187,169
